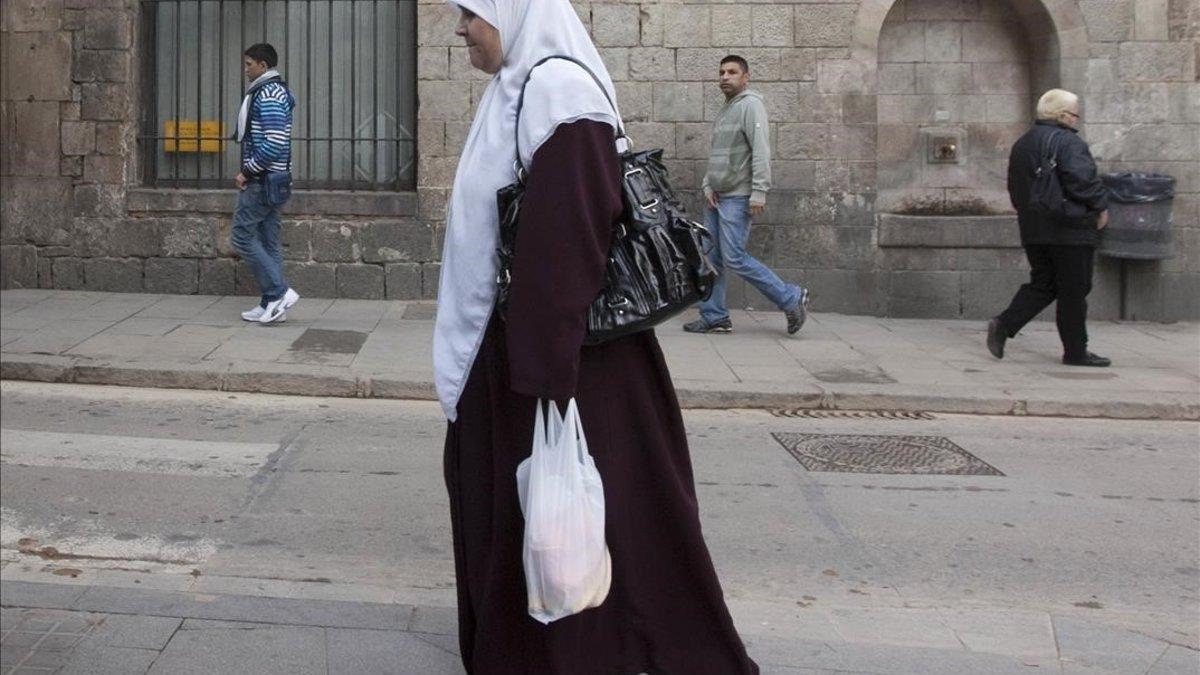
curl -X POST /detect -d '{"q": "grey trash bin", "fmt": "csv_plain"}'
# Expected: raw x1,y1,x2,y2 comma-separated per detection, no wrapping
1098,172,1175,260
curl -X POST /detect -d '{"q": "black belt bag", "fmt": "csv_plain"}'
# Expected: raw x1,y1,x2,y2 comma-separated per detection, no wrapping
495,55,716,345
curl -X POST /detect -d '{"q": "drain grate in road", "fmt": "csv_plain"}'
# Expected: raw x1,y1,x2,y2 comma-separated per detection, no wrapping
770,409,935,420
772,433,1003,476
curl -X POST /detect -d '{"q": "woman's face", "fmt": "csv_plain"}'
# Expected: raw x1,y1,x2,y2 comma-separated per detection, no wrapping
455,8,502,74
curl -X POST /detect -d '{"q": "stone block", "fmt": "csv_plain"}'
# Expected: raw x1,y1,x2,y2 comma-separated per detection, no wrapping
663,5,710,48
639,4,664,46
878,22,925,63
624,122,675,155
885,270,962,317
417,81,471,120
755,81,802,121
61,155,83,177
280,221,311,261
794,5,855,47
799,269,887,314
74,49,129,83
915,63,972,94
599,48,630,82
1088,122,1199,161
752,5,792,47
417,46,448,81
416,3,460,47
336,263,385,299
817,60,873,94
2,177,73,245
158,217,217,257
3,32,72,101
84,154,125,183
653,83,704,122
233,259,258,296
1080,0,1133,41
7,102,60,176
74,218,161,257
95,122,123,155
284,262,337,298
84,8,132,48
676,48,729,82
878,63,916,94
72,183,125,217
1166,82,1199,123
629,48,674,81
1118,42,1196,82
973,62,1030,94
52,256,84,289
384,262,422,299
777,124,875,160
311,222,360,262
421,262,441,299
593,5,640,47
359,220,435,263
674,123,711,160
80,82,126,121
6,0,64,31
795,91,843,123
924,21,962,62
711,6,753,46
83,257,143,292
842,94,877,124
144,257,198,294
198,258,235,295
780,49,817,82
0,245,38,288
61,121,96,156
615,82,653,122
961,21,1024,62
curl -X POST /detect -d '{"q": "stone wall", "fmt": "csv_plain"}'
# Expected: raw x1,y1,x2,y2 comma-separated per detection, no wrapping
3,0,1198,321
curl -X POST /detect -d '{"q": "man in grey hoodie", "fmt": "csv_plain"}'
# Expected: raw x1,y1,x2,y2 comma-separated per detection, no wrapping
684,55,809,335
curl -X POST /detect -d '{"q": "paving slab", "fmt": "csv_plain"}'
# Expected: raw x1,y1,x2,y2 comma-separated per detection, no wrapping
3,291,1197,420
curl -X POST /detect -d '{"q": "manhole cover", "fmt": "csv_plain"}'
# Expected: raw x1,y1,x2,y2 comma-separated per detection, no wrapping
772,433,1003,475
402,303,437,320
771,409,934,420
289,329,367,354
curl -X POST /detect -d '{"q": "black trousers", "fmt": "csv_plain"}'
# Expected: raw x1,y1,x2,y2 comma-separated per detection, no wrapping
997,245,1095,359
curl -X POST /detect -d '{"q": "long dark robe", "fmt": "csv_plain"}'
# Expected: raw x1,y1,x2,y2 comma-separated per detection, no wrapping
444,120,759,675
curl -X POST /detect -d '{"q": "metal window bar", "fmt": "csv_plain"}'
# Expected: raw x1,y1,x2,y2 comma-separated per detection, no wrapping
138,0,416,191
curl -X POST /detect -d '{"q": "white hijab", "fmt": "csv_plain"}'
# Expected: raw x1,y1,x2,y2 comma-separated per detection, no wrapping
433,0,622,421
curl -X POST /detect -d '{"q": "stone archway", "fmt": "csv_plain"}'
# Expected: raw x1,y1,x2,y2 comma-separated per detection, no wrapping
854,0,1090,215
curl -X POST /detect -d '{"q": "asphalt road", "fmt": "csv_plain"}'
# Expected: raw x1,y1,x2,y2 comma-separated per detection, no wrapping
1,381,1197,670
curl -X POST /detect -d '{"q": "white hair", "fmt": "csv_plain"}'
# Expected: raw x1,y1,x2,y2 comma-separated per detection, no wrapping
1036,89,1080,121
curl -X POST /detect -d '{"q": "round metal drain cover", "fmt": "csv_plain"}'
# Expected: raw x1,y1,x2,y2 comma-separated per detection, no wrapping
772,433,1003,475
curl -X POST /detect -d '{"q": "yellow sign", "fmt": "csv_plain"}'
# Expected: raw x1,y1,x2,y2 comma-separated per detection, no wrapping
164,120,223,153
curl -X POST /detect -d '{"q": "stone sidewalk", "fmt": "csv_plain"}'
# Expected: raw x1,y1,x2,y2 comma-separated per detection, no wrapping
3,580,1196,675
1,289,1197,420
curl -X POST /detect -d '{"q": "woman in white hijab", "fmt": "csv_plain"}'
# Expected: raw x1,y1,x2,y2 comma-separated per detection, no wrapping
437,2,760,673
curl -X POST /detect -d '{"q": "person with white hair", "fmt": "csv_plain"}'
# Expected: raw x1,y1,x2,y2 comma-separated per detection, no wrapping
434,2,760,673
987,88,1112,367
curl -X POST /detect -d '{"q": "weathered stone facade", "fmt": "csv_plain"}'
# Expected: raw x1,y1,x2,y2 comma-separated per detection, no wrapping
3,0,1197,320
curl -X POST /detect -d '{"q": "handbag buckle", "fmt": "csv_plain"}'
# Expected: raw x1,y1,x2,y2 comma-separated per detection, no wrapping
497,268,511,287
637,198,659,212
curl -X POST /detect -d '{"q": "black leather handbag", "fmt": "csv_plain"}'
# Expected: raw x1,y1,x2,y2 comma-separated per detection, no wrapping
495,55,716,345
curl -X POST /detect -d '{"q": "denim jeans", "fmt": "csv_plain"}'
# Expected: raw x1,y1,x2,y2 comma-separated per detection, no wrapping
231,182,288,304
699,195,803,325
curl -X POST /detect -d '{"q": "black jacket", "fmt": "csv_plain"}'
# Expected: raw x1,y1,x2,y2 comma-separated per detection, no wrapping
1007,120,1109,247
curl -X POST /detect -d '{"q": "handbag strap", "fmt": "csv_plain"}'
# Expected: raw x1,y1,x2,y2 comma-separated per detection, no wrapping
513,55,626,174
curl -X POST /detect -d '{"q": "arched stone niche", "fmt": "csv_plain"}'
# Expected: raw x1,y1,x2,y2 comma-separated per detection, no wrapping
850,0,1089,216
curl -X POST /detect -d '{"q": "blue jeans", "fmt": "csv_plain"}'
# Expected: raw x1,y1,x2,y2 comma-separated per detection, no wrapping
231,182,287,304
699,195,803,325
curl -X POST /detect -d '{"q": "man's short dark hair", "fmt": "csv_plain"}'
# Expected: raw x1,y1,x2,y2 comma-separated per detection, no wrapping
720,55,749,74
243,43,278,68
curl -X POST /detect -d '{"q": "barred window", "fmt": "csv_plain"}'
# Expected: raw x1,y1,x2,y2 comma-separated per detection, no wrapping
140,0,416,190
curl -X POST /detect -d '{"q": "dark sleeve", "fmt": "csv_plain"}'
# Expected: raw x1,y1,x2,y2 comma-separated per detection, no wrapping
1059,137,1109,213
505,119,623,400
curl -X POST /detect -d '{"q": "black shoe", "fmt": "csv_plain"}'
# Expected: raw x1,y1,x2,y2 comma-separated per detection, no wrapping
784,288,810,335
683,317,732,334
1063,352,1111,367
986,318,1007,359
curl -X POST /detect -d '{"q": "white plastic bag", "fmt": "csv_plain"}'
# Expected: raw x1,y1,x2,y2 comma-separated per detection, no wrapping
516,399,611,624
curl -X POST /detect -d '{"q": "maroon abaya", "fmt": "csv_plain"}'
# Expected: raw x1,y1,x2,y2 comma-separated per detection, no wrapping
443,120,759,675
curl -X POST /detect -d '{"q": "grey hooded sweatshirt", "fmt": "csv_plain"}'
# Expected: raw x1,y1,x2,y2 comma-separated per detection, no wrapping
702,89,771,206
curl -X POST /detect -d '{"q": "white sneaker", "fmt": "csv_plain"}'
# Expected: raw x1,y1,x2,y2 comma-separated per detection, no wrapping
241,305,266,322
259,287,300,324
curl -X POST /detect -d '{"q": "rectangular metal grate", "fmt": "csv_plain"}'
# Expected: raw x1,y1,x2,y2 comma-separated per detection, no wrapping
772,433,1004,476
770,409,935,420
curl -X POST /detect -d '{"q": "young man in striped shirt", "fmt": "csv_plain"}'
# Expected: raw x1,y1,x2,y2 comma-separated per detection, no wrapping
234,43,299,324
